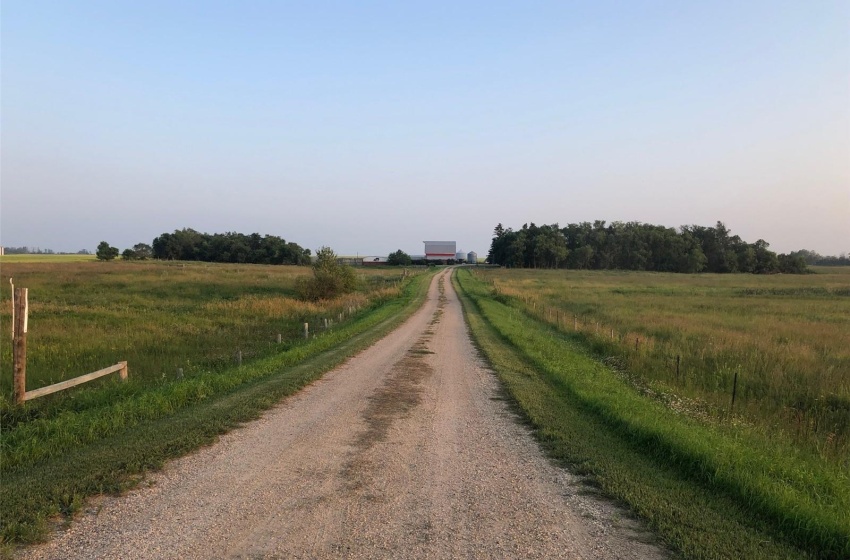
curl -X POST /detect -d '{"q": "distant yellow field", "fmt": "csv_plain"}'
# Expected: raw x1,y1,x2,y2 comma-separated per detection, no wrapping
0,254,97,263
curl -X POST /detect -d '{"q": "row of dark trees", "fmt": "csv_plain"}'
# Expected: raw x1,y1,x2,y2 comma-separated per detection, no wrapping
2,246,91,255
151,229,311,265
2,246,57,254
787,249,850,267
487,221,809,274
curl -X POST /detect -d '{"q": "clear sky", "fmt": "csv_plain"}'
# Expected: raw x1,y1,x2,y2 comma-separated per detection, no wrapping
2,1,848,257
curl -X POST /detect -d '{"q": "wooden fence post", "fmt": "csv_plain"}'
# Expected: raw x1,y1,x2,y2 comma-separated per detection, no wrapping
731,371,739,411
304,323,309,339
277,333,282,344
120,361,129,381
12,287,29,405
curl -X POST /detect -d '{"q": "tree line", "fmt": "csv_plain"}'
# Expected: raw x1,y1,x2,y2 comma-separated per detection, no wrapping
2,246,91,255
148,228,311,265
787,249,850,267
487,221,810,274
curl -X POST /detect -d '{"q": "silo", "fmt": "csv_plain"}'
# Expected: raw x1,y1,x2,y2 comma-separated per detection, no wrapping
467,251,477,264
455,250,465,261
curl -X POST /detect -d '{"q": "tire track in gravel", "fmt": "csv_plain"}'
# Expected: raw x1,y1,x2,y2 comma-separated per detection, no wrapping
18,269,669,560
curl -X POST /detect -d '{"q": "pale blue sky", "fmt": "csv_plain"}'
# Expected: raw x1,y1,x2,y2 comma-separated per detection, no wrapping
2,1,848,257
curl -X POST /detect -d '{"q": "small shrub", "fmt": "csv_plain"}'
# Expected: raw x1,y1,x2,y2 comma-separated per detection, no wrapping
297,247,358,301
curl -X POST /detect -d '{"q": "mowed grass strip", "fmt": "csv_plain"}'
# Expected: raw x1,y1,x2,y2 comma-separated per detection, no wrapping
0,270,434,546
454,269,849,560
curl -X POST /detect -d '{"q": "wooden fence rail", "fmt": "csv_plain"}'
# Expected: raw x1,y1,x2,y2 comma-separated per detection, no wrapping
21,362,129,402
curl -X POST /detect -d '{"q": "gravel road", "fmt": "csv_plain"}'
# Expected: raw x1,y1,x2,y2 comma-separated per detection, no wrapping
19,269,668,559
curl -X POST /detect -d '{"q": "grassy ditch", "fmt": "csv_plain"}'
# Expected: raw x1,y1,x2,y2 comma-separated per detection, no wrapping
1,269,434,547
454,268,848,560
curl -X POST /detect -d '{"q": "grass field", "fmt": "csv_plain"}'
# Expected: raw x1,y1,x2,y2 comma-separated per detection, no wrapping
481,267,850,463
0,260,407,402
0,260,432,546
455,267,849,559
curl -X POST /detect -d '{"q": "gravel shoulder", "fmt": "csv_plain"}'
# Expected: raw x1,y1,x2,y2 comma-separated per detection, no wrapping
18,268,669,559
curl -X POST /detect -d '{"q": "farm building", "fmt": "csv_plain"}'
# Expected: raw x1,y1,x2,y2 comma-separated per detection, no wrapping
361,256,388,265
423,241,457,261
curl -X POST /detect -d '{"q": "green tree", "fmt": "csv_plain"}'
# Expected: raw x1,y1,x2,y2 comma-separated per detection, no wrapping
132,243,153,260
778,253,808,274
507,230,528,268
387,249,412,266
96,241,119,261
298,246,357,300
532,225,568,268
753,239,779,274
121,248,136,260
572,245,594,269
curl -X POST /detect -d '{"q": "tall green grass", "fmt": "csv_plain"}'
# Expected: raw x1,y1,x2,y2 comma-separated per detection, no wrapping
456,268,849,559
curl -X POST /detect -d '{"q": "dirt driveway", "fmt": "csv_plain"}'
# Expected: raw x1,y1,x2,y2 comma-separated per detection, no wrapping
19,268,667,559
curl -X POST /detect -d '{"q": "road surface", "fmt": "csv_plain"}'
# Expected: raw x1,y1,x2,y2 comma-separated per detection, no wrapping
20,269,667,559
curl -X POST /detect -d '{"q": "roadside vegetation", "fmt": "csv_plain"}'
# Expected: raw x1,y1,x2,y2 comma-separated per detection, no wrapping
0,259,433,546
455,267,849,559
